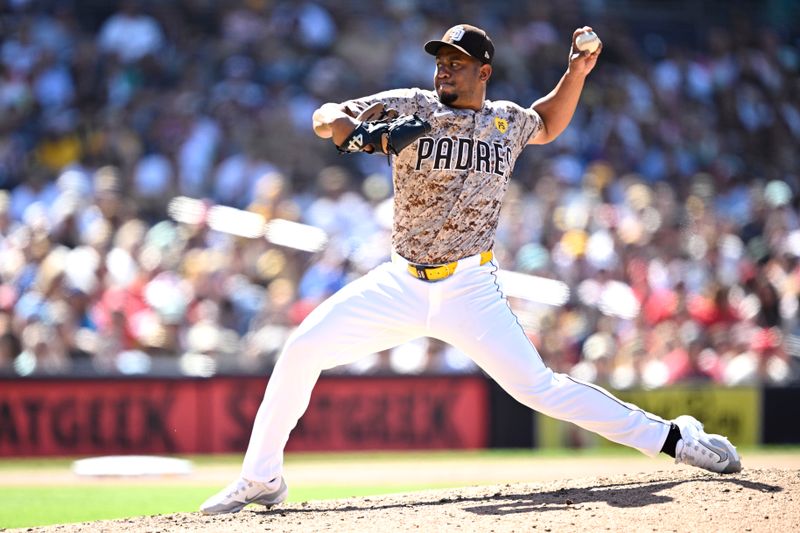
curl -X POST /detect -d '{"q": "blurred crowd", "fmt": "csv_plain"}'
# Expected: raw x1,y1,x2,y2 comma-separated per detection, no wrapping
0,0,799,387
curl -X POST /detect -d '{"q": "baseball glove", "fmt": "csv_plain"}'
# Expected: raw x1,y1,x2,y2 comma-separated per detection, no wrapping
337,103,431,156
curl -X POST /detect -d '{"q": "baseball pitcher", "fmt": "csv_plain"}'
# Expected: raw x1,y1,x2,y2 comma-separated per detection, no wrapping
201,24,741,515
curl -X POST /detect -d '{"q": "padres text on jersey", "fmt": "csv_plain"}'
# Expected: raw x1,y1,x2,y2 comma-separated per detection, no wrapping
344,88,543,264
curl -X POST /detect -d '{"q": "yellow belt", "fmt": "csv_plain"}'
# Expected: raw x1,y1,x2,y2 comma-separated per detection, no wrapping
406,250,493,282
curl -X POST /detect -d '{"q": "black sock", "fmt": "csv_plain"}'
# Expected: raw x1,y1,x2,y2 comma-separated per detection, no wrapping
660,423,682,458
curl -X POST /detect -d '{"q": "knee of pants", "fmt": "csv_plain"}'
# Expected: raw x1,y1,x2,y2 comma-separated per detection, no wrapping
499,366,559,405
278,330,328,369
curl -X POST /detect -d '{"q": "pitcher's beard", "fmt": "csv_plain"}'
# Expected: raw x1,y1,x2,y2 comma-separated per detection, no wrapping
438,91,457,106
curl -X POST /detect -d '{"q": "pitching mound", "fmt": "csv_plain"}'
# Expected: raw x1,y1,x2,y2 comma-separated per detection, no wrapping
26,468,799,532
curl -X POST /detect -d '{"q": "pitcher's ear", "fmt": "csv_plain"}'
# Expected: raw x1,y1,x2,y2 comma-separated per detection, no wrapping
479,64,492,82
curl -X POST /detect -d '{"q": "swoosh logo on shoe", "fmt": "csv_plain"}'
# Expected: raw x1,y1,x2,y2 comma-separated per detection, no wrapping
433,110,453,117
702,439,729,463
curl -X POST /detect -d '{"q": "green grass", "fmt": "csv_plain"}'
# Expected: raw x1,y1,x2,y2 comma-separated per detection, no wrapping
0,483,462,529
0,486,214,529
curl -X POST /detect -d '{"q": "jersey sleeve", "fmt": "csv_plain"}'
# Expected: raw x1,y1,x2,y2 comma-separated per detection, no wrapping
492,100,545,156
341,88,427,117
518,106,544,147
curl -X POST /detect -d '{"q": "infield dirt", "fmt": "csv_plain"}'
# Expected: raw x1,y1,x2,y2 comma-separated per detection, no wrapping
20,467,800,532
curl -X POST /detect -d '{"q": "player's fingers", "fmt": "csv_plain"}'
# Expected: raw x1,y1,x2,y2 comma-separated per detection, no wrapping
582,40,603,60
572,26,593,40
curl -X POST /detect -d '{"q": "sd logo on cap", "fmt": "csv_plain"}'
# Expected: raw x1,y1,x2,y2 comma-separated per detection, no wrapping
424,24,495,65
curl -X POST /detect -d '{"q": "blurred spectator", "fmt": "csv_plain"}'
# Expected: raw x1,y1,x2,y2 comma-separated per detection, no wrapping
0,0,797,384
14,321,70,376
97,0,164,64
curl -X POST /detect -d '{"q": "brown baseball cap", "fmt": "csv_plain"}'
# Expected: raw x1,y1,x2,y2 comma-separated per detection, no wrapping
424,24,494,65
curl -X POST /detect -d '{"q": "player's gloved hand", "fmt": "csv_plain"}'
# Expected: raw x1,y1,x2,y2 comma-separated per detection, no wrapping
335,102,431,156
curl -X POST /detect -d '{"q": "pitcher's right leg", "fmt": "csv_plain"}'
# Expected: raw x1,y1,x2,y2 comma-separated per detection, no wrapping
201,263,425,514
243,263,427,481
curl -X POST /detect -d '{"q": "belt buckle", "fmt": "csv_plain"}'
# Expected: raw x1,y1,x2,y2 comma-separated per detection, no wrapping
411,264,430,280
408,263,451,281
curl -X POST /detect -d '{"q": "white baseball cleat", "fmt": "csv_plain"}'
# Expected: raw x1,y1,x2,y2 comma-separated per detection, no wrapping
673,415,742,474
200,476,288,515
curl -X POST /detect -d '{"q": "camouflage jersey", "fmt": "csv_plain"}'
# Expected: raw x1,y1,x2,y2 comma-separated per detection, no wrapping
344,88,543,264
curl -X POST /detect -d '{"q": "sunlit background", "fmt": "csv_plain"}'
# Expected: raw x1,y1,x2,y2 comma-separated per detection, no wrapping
0,0,798,386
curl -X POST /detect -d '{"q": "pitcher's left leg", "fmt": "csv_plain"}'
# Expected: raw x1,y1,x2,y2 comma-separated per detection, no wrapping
435,265,670,456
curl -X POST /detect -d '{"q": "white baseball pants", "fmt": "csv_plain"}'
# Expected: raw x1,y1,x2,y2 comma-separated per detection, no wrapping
241,252,671,482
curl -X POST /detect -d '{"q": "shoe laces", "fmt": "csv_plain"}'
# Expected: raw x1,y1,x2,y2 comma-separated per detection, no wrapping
674,415,703,439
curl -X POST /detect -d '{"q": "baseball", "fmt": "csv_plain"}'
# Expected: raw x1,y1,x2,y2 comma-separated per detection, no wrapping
575,31,600,53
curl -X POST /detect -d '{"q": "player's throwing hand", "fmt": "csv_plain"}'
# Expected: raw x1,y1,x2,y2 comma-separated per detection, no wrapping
568,26,602,76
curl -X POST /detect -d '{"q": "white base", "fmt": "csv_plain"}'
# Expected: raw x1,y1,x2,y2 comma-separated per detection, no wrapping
72,455,193,477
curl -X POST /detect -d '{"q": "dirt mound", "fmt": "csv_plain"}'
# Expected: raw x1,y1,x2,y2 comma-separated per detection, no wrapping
24,468,799,532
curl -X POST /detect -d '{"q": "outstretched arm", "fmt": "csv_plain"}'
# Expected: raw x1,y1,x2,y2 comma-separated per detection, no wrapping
529,26,602,145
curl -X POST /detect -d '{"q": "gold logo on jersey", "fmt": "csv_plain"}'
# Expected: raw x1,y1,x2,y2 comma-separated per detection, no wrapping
494,117,508,133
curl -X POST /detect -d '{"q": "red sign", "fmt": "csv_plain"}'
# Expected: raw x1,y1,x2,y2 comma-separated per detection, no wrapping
0,379,201,456
0,376,488,457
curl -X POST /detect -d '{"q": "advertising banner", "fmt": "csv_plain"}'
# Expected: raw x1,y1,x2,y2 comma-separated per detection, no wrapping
0,379,201,456
205,376,489,452
0,376,489,457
